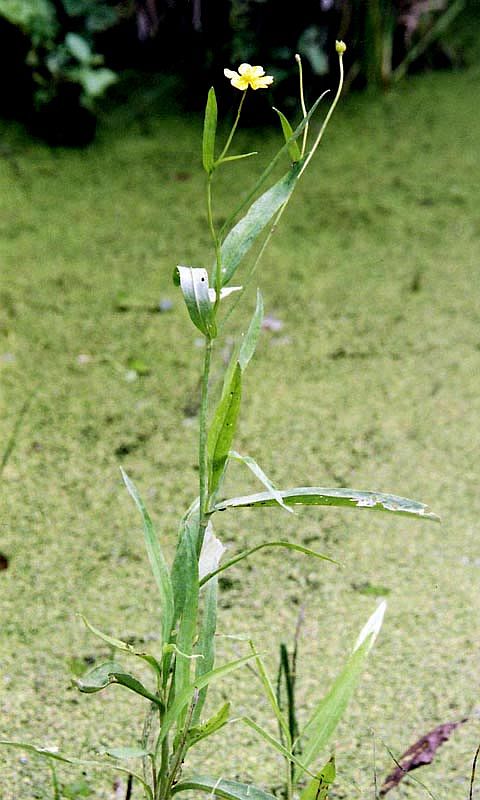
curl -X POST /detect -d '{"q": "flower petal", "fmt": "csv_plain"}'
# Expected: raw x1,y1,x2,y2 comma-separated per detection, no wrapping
250,65,265,77
224,68,238,79
238,63,252,75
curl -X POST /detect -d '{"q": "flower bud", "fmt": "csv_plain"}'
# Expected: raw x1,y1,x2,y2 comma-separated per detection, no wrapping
335,40,347,55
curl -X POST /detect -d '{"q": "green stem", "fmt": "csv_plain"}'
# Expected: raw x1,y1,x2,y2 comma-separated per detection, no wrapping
295,54,309,158
216,91,247,164
198,336,213,556
297,52,345,179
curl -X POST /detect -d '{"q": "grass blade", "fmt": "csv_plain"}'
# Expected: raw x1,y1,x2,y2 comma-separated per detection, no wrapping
214,486,439,522
293,602,386,784
121,469,174,648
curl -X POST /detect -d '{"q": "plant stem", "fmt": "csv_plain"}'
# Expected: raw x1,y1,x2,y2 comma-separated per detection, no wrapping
298,52,345,179
198,335,213,555
216,91,247,164
295,54,309,158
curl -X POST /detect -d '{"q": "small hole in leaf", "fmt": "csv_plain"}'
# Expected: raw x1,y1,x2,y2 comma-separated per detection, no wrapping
0,553,9,570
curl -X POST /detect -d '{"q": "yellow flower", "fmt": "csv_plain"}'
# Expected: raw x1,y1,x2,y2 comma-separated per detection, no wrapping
224,63,274,91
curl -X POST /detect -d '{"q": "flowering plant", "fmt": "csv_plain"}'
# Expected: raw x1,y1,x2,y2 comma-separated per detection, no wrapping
1,42,439,800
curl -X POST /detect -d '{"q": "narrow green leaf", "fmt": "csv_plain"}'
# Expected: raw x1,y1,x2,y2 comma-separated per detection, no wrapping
219,90,329,241
293,603,386,783
0,741,153,800
171,508,200,624
249,644,290,743
242,718,316,778
203,87,217,174
192,573,218,723
49,761,61,800
214,486,440,522
199,540,338,588
207,362,242,497
157,654,254,751
229,450,292,513
174,266,217,338
174,521,199,726
220,161,302,287
172,774,278,800
273,107,301,163
74,660,123,692
121,469,175,648
239,289,264,370
219,152,258,164
186,701,230,749
300,757,336,800
109,671,163,707
101,746,151,760
75,661,164,709
80,616,162,679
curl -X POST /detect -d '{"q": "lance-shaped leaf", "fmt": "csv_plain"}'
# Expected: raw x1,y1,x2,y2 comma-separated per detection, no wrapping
239,289,264,371
214,486,440,522
273,107,301,163
174,520,199,724
174,266,217,338
75,660,164,709
101,746,151,760
121,469,174,648
156,654,254,751
186,701,230,750
300,757,336,800
172,775,278,800
80,615,162,680
171,506,200,623
293,602,386,784
199,540,337,589
193,574,218,722
242,717,316,778
208,362,242,497
220,161,302,287
230,450,292,513
0,741,153,800
203,87,217,174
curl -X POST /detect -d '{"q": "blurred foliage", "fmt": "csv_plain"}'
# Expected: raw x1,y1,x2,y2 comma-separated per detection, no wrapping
0,0,477,144
0,0,119,144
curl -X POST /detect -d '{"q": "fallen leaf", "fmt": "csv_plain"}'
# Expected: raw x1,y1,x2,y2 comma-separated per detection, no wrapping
380,718,468,795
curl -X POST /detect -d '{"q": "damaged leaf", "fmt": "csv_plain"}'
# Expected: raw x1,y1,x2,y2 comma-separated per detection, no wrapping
380,718,468,795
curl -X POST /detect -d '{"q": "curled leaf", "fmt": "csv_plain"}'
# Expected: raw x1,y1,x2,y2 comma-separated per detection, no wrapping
174,266,217,338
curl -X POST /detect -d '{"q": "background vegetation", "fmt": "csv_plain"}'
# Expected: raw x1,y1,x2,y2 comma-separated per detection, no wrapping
0,0,478,143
